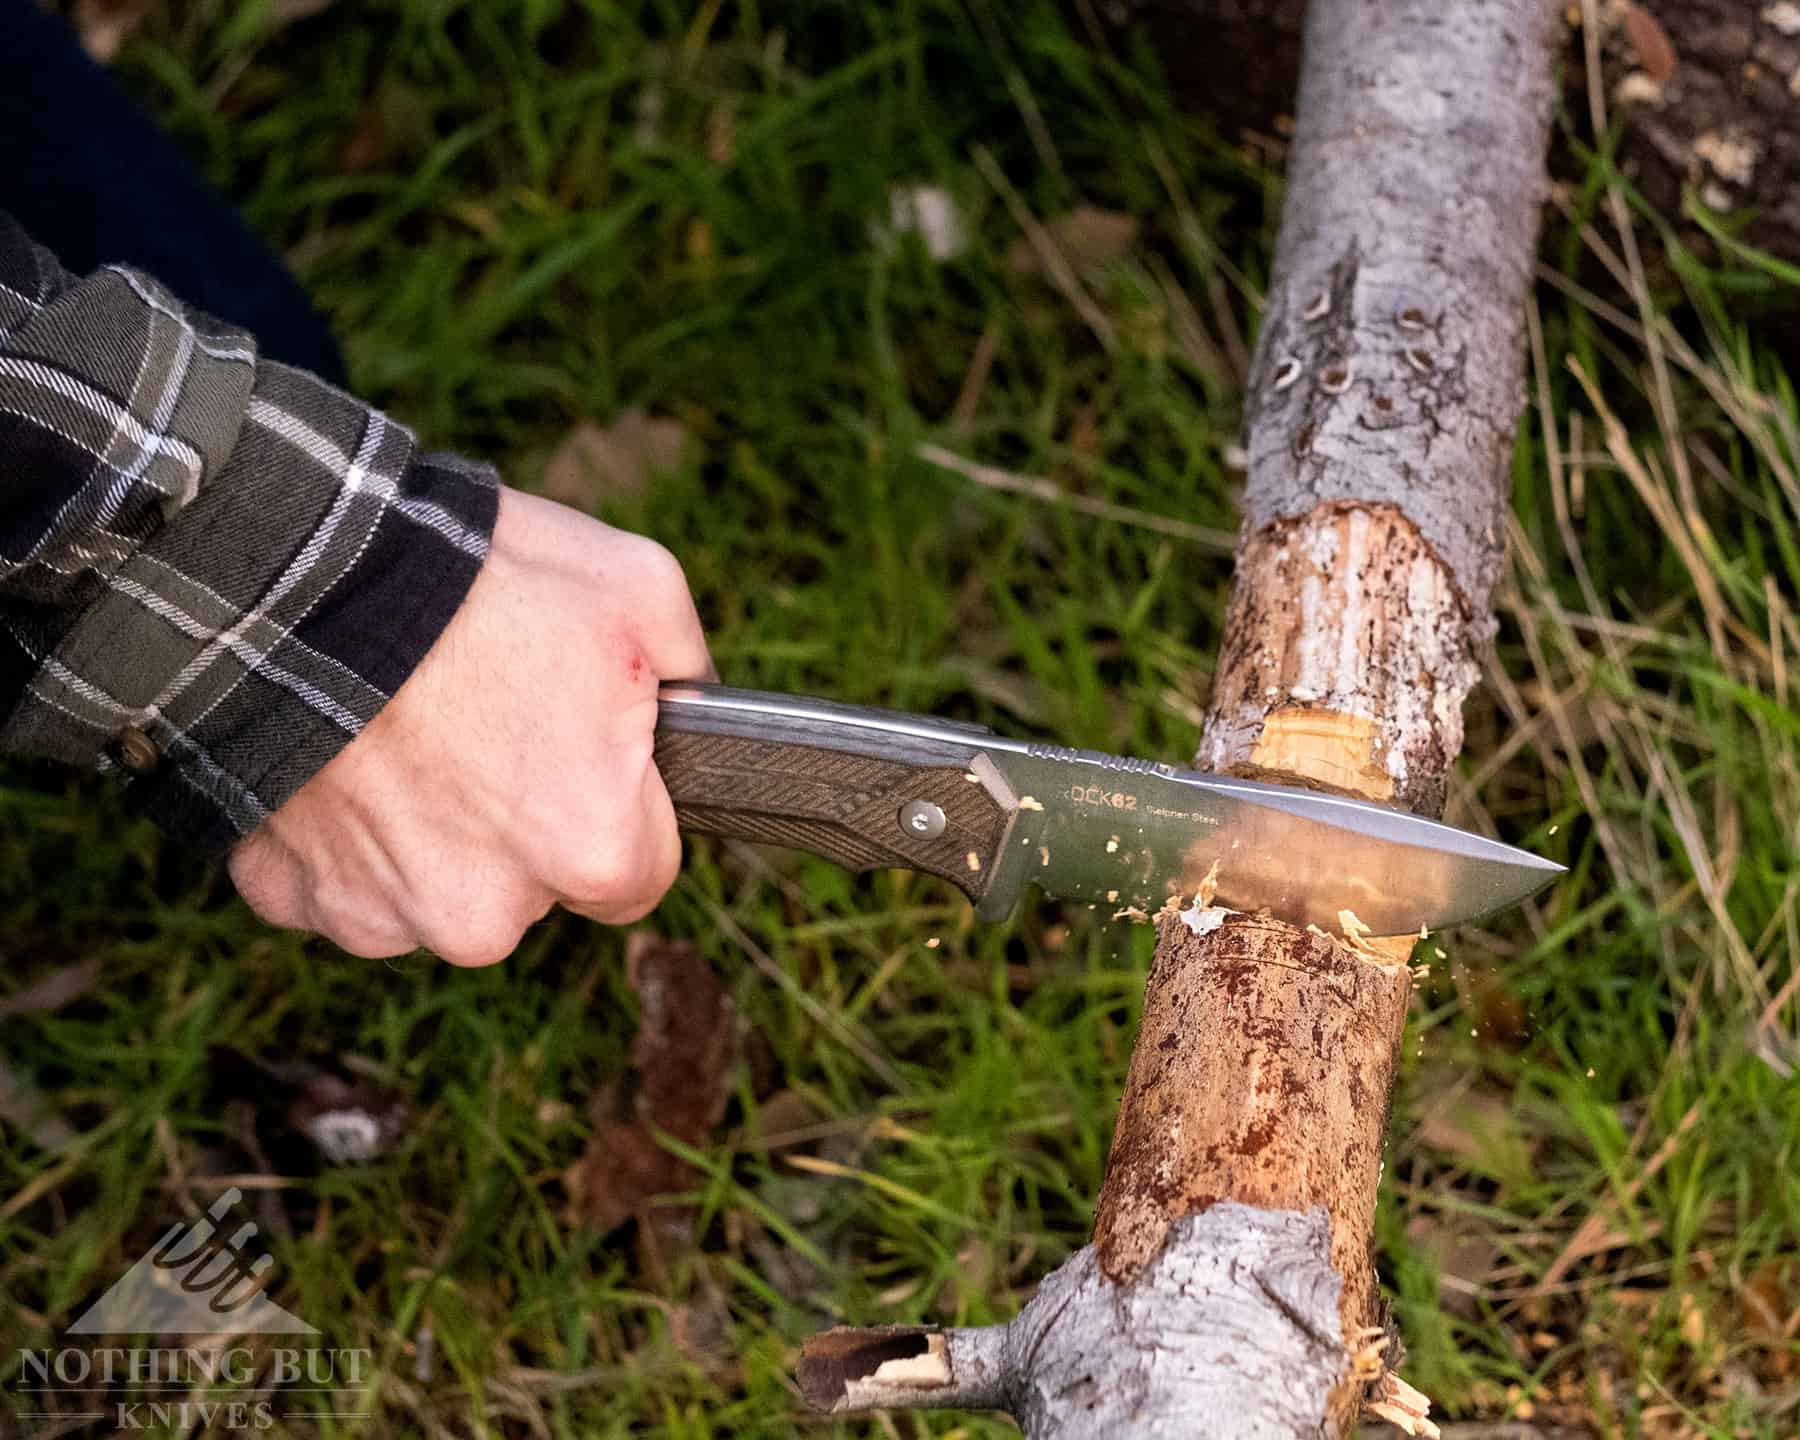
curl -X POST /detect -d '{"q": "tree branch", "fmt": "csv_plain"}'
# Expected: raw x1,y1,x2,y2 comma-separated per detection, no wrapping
798,1,1561,1432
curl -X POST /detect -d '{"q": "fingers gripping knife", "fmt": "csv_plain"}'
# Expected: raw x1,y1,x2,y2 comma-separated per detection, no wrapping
654,684,1562,933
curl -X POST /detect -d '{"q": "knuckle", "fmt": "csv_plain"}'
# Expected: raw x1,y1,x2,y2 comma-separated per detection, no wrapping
329,927,414,961
552,801,676,907
229,844,290,922
630,537,688,598
645,829,681,897
423,892,535,968
433,937,515,968
310,892,412,960
601,896,660,926
555,845,638,905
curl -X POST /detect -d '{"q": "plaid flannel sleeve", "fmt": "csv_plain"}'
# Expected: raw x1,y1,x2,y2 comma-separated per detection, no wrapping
0,212,498,849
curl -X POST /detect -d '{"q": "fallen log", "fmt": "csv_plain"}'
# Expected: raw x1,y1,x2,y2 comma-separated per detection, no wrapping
800,1,1560,1432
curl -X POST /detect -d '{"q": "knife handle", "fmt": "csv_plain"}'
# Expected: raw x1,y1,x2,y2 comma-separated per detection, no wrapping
653,686,1018,907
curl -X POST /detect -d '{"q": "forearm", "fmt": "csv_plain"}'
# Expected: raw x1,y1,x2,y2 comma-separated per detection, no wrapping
0,211,496,845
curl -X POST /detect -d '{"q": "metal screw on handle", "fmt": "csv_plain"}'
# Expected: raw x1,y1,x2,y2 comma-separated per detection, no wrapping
898,800,947,839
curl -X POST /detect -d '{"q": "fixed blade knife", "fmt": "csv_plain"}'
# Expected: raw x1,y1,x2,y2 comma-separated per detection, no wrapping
654,683,1563,934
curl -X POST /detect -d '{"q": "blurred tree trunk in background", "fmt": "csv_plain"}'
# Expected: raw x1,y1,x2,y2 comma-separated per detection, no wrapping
1092,0,1800,261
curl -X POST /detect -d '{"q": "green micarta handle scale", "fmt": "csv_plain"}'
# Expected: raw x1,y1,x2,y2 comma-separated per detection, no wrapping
653,687,1017,909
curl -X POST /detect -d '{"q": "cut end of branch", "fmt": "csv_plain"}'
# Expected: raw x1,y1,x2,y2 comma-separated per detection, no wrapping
797,1327,946,1412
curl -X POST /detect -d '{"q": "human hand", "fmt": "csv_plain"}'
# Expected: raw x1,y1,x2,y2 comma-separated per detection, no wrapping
228,487,712,964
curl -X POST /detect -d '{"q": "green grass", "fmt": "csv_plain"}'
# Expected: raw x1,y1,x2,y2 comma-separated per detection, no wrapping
1,3,1797,1437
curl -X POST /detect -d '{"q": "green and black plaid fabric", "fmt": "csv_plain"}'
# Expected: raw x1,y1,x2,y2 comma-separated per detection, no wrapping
0,212,498,848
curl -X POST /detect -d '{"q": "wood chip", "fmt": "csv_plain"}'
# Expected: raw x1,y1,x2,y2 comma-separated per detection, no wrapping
1195,858,1221,909
1336,907,1392,958
1365,1371,1441,1438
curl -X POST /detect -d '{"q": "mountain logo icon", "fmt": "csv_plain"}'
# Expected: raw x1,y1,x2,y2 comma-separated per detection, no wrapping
67,1188,317,1336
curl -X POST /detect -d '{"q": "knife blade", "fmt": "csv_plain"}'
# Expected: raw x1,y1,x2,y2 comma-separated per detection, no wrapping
654,683,1563,933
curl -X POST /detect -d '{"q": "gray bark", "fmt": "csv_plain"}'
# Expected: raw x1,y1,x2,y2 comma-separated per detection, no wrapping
802,1204,1349,1438
1104,0,1800,266
1243,0,1559,619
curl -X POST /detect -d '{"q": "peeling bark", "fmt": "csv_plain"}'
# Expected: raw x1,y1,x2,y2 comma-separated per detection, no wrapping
1196,504,1478,816
799,1,1557,1434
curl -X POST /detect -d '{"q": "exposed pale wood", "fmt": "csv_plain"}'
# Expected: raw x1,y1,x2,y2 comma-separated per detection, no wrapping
798,1326,1007,1414
1093,914,1411,1353
1198,504,1478,816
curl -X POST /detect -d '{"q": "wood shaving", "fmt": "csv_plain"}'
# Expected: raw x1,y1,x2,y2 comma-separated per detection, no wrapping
1364,1371,1440,1439
1433,947,1447,960
1039,846,1051,867
1195,857,1221,909
1307,923,1336,944
1112,905,1151,923
1178,906,1228,936
965,851,982,873
1105,836,1120,854
1336,908,1389,959
1018,795,1045,811
925,937,940,949
1348,1326,1389,1383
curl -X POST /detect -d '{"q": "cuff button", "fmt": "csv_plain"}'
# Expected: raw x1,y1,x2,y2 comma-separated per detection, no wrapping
115,726,161,774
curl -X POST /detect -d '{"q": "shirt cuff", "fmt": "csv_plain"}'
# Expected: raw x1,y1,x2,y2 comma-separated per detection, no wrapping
7,358,498,848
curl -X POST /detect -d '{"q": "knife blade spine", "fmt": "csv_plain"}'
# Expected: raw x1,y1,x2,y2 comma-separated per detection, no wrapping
1025,741,1178,776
